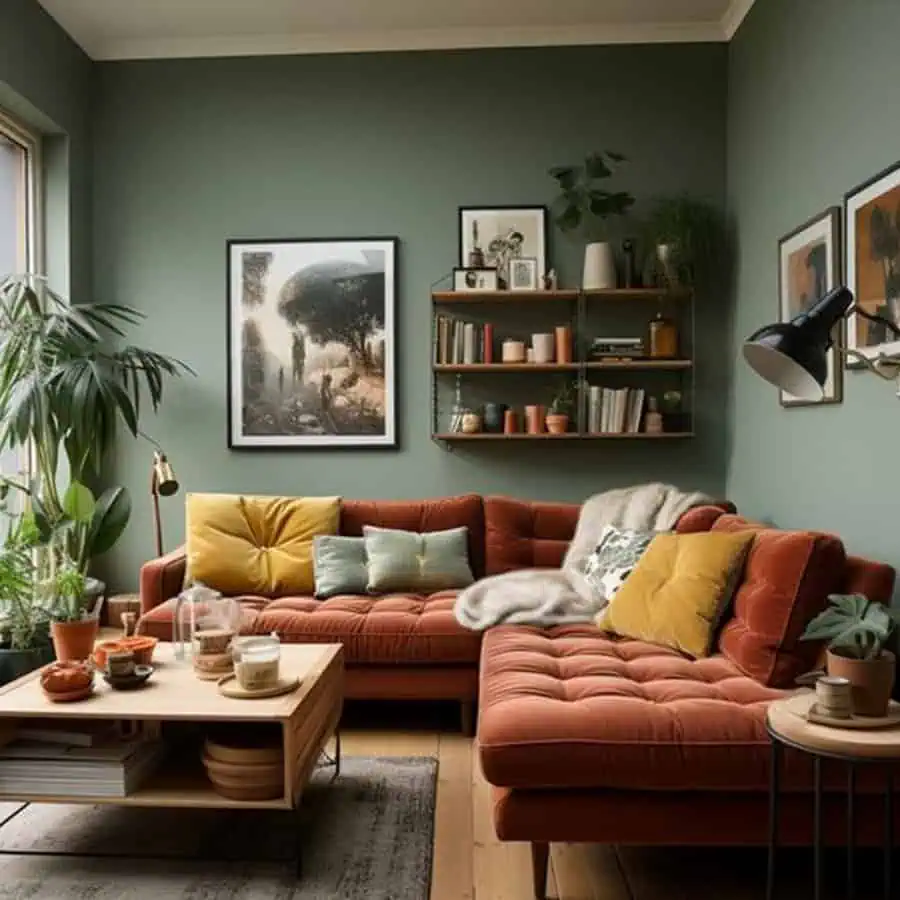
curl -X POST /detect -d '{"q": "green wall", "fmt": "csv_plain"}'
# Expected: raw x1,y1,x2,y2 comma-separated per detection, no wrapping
0,0,92,297
727,0,900,573
93,45,729,586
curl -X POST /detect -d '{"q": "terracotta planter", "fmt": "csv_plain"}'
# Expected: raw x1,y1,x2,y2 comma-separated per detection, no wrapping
826,649,896,717
51,618,99,663
545,414,570,435
525,405,545,435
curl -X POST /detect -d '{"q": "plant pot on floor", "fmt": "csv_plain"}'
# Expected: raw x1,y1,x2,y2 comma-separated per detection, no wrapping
826,648,896,716
51,618,99,663
545,414,570,435
0,644,55,686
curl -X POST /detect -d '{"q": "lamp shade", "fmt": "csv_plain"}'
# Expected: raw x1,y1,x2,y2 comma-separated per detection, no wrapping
742,286,853,401
152,451,178,497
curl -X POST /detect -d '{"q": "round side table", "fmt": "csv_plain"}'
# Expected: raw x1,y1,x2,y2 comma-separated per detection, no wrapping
766,692,900,900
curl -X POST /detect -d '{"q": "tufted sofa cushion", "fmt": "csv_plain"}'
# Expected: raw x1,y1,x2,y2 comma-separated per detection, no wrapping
709,515,847,687
139,590,479,665
484,496,579,574
478,625,786,791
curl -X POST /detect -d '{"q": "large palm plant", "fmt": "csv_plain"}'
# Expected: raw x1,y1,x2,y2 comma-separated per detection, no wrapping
0,275,192,581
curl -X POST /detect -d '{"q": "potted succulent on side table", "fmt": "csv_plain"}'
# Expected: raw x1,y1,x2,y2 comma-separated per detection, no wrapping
549,151,635,290
545,383,576,435
801,593,899,716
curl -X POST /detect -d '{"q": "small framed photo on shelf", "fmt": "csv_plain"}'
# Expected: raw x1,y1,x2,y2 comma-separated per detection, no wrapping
453,267,499,292
507,257,539,291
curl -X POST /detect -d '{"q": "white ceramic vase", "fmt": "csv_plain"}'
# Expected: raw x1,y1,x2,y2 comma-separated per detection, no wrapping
582,242,617,290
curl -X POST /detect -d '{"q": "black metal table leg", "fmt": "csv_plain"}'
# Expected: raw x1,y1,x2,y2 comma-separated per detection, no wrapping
768,738,781,900
814,755,823,900
886,770,894,900
847,763,856,900
334,728,341,778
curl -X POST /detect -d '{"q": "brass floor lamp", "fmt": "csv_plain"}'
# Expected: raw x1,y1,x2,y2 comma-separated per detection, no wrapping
146,437,179,558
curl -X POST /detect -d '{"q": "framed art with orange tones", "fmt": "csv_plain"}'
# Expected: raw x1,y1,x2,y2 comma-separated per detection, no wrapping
846,160,900,364
777,206,842,406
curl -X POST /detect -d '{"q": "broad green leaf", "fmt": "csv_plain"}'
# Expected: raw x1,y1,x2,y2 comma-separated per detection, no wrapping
548,165,578,191
87,486,131,557
584,152,611,180
62,481,96,523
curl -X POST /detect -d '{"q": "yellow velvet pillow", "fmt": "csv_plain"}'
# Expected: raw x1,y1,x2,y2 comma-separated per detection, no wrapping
186,493,340,596
596,530,755,659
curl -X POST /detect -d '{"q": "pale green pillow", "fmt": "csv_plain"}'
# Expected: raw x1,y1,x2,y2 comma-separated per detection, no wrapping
363,526,474,593
313,535,368,599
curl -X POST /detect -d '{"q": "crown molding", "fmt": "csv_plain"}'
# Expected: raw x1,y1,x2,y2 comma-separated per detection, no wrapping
721,0,758,39
91,20,726,62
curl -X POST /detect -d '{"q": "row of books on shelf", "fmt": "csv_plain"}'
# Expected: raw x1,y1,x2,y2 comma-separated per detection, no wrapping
0,720,165,797
434,316,493,365
587,386,645,434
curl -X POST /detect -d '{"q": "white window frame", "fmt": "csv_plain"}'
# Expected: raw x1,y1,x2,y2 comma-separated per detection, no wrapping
0,109,43,278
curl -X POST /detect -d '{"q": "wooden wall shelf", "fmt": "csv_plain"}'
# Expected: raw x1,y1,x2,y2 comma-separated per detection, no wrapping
434,432,695,442
432,289,579,303
584,359,693,370
434,363,581,373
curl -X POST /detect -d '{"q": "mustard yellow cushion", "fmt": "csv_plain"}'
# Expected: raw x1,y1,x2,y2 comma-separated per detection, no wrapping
186,493,340,596
596,530,754,659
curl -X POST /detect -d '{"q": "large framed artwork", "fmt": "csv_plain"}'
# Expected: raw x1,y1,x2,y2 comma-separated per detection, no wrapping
846,160,900,363
227,237,397,449
458,206,547,288
777,207,843,406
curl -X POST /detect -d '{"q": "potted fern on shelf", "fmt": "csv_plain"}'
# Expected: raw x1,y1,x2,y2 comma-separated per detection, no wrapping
0,275,191,663
801,593,899,716
545,383,576,434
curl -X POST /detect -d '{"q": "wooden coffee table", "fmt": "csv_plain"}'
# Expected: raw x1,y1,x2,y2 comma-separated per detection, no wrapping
0,642,344,874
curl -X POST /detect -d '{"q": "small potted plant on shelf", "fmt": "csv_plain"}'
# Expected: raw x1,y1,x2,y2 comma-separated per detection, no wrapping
800,593,899,716
546,383,576,435
549,151,635,290
643,195,724,288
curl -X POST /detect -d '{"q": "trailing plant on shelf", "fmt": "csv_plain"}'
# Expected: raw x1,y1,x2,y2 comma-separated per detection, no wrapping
801,593,899,715
0,275,192,582
643,195,724,288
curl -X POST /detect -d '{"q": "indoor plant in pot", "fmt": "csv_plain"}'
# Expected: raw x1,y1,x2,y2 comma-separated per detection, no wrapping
643,195,724,289
0,275,191,591
45,554,93,662
801,593,899,716
545,383,576,434
549,152,635,290
0,512,53,684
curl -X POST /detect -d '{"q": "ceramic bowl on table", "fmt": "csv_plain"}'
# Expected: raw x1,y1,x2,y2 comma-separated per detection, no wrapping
118,635,158,666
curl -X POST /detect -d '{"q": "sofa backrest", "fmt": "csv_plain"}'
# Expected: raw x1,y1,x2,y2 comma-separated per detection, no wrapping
340,494,486,578
482,496,736,575
701,509,896,688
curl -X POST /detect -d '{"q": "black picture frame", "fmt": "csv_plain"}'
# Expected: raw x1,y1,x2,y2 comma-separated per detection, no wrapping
226,236,399,450
776,207,843,407
458,205,549,279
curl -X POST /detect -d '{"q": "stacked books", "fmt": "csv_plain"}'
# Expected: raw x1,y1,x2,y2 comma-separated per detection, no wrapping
0,736,165,798
590,337,645,360
587,386,645,434
435,316,494,364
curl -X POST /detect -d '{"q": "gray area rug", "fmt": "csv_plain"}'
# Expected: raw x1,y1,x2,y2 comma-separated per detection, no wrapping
0,755,436,899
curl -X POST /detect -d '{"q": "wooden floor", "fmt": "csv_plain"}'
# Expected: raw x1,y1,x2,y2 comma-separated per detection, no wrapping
339,713,891,900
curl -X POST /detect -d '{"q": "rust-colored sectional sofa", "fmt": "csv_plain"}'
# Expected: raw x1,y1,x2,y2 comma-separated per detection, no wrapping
139,493,898,899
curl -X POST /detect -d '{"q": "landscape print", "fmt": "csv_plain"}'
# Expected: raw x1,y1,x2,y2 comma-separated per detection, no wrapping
228,238,397,447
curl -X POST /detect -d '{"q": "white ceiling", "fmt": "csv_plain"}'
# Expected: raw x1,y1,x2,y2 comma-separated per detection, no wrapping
37,0,756,61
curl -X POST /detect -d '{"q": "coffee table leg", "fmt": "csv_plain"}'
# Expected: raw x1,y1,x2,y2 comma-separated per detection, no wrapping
814,755,823,900
847,763,856,900
767,737,780,900
886,769,894,900
334,728,341,778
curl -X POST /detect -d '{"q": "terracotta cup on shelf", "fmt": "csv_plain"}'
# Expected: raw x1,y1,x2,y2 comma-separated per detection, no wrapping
503,409,520,434
555,326,573,363
525,405,546,435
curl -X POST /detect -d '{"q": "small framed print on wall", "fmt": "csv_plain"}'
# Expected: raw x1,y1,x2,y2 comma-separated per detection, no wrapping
459,206,548,288
777,206,843,406
453,267,499,292
845,160,900,363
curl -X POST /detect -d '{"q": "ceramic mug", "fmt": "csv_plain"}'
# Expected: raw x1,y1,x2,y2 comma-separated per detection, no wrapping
525,405,546,434
815,675,853,718
106,650,136,680
502,340,526,363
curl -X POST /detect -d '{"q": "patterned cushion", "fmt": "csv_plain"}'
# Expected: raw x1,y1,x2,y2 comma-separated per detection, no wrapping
583,525,656,600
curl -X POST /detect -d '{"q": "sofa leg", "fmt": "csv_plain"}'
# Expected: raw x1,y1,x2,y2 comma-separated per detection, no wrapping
531,842,549,900
460,700,476,737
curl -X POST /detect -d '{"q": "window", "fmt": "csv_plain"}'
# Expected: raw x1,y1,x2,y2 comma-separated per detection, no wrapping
0,111,41,495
